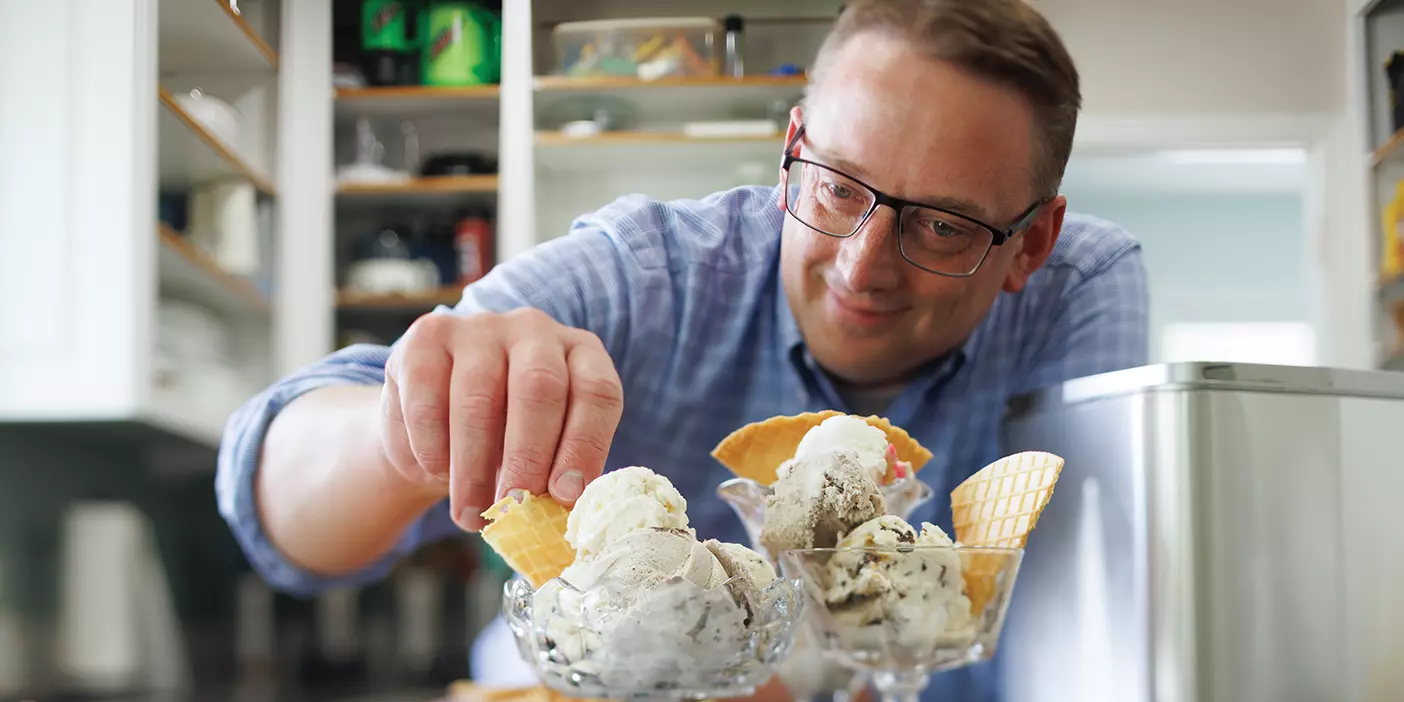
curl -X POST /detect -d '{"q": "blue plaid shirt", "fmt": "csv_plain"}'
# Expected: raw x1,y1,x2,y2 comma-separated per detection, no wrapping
217,184,1148,702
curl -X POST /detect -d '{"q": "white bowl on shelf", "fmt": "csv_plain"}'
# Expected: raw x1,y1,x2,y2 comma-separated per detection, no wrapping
174,88,243,150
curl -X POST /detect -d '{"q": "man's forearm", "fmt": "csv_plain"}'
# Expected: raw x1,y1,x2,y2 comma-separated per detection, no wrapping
256,384,446,577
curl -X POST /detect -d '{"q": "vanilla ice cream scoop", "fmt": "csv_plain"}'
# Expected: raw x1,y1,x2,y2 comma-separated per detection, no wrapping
560,527,728,591
565,466,690,561
824,515,972,649
538,527,732,667
789,415,892,485
704,540,778,589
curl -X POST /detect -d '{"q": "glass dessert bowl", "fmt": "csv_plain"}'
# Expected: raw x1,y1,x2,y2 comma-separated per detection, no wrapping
780,545,1024,702
504,573,804,701
717,475,934,563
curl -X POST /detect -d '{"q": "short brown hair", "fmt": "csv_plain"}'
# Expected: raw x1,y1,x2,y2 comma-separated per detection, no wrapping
807,0,1081,198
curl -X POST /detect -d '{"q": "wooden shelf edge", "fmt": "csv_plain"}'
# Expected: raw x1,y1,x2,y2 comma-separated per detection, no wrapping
158,222,269,313
336,287,466,309
533,74,807,91
336,175,499,194
159,87,278,196
535,131,783,146
335,85,500,100
217,0,279,70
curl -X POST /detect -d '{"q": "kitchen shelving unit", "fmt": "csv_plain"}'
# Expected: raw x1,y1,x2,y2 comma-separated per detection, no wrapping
0,0,282,449
1361,0,1404,370
290,0,837,359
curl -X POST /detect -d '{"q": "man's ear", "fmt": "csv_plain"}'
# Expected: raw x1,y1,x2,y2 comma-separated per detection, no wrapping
1002,195,1066,293
776,106,804,212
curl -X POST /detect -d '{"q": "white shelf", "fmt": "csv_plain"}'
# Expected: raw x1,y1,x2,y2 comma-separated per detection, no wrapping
144,387,243,449
533,75,806,127
159,88,277,195
159,0,277,72
534,132,784,173
158,224,269,320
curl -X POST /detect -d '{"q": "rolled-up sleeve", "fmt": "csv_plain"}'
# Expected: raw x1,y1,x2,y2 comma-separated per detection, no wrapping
215,343,464,596
216,203,648,597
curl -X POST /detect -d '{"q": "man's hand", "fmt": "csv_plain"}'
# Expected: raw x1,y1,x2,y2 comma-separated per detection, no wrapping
380,308,625,531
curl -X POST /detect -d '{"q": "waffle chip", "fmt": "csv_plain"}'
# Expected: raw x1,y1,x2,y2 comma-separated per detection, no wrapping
479,491,575,589
711,411,934,486
950,451,1064,548
949,451,1064,616
446,682,612,702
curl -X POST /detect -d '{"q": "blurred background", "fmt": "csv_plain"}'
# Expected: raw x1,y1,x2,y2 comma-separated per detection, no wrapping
0,0,1401,700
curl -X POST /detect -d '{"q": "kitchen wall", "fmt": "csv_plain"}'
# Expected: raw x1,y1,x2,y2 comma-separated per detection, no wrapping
1064,189,1310,363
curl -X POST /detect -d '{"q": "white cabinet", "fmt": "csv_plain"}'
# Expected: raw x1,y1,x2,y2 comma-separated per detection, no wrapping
0,0,282,448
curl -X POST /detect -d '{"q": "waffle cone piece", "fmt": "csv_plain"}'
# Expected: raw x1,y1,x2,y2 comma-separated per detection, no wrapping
479,491,575,589
711,411,934,486
447,681,611,702
949,451,1064,617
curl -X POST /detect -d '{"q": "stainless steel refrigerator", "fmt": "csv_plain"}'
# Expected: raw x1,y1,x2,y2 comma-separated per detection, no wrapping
997,362,1404,702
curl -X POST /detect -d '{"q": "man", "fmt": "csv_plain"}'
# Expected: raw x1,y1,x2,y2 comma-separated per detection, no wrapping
217,0,1148,700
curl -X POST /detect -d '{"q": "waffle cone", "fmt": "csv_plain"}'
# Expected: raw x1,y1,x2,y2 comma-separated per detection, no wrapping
949,451,1064,616
711,411,934,486
447,682,611,702
479,491,575,589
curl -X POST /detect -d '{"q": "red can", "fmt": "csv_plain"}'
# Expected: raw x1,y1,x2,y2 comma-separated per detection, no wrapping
454,208,493,285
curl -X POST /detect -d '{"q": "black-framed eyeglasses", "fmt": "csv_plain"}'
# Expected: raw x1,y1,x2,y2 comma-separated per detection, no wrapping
780,125,1050,277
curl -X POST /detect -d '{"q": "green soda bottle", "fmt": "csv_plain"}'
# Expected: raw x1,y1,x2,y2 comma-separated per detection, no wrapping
361,0,419,52
421,1,501,86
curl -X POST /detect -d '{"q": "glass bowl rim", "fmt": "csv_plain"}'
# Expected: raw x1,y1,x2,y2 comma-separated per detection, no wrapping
716,476,934,491
779,545,1024,557
511,571,801,598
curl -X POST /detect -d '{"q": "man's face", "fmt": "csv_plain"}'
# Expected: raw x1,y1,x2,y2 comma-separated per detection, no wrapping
779,32,1066,385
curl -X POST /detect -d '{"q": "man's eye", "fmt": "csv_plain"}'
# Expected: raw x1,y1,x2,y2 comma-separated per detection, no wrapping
823,181,854,199
920,219,960,237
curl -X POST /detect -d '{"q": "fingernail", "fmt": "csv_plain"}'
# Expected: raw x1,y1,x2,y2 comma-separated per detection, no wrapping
553,471,584,501
457,506,486,532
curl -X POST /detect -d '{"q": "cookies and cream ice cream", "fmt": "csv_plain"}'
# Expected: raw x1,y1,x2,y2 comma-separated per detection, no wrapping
704,539,778,588
742,412,976,652
760,448,887,558
531,466,783,691
823,516,973,649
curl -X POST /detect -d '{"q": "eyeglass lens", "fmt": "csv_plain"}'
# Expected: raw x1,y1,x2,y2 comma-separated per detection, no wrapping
785,160,994,276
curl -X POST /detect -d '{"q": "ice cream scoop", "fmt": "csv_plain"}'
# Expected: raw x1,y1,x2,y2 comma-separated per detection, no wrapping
560,527,728,591
564,466,691,561
516,465,797,696
789,414,894,485
760,448,886,559
823,515,972,649
538,527,733,666
704,539,777,589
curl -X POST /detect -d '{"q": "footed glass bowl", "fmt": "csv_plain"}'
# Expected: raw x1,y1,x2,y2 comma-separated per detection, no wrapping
780,545,1024,702
716,475,935,702
504,574,803,701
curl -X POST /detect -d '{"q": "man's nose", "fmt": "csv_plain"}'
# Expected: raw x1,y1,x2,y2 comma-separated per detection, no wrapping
835,206,904,292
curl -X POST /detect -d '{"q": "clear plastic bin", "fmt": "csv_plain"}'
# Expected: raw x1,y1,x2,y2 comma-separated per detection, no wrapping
552,17,721,80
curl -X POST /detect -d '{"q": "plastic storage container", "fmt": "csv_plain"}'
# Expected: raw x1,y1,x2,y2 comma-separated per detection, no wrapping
552,17,721,80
